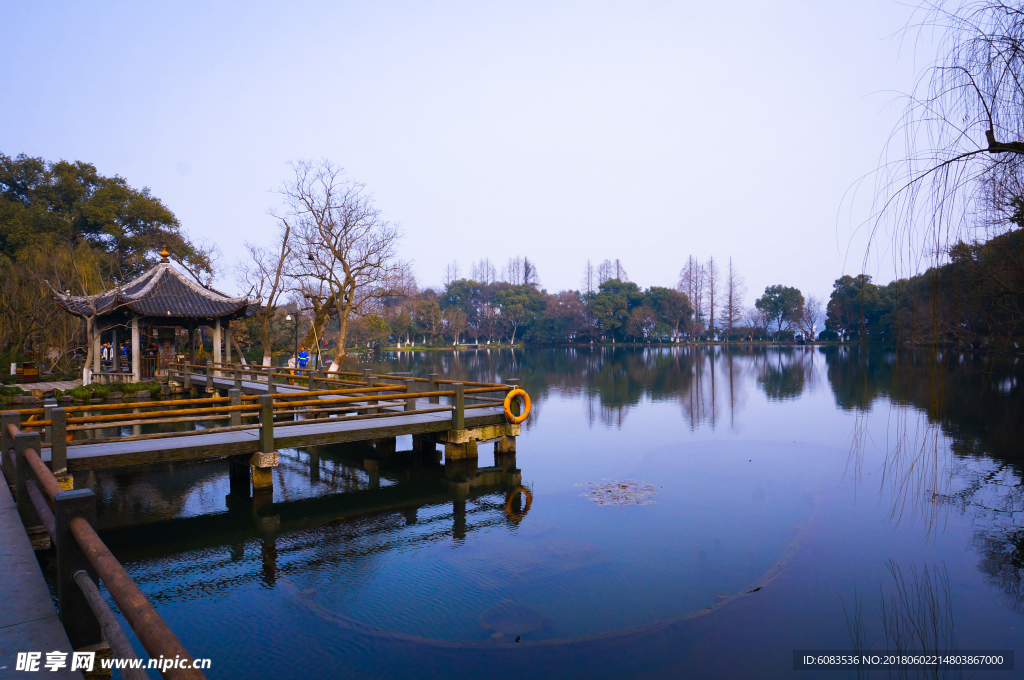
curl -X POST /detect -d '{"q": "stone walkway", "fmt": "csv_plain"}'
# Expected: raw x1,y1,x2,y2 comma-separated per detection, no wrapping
11,380,81,395
0,475,83,678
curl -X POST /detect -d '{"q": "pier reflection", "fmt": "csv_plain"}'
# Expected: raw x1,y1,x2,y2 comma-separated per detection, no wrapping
89,440,528,587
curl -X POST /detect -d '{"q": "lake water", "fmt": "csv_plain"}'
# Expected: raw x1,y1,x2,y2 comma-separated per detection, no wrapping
55,346,1023,678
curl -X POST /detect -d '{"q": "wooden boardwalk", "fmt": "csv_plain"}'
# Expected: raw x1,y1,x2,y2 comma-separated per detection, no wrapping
35,369,514,472
47,401,506,472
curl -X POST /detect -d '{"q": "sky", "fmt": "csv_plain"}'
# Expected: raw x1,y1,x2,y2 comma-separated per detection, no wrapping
1,0,929,303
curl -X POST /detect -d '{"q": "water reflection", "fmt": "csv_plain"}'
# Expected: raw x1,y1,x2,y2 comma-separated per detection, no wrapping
49,347,1024,678
832,346,1024,614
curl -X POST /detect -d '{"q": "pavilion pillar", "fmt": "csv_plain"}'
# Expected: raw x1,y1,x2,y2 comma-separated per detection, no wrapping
111,327,120,373
131,317,141,382
225,320,232,365
188,325,196,371
214,318,222,377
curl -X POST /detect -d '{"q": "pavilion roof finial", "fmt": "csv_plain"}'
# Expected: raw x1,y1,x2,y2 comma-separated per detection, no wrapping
159,246,170,263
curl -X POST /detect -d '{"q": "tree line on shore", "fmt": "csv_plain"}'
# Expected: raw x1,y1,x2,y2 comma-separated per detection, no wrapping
3,153,1022,377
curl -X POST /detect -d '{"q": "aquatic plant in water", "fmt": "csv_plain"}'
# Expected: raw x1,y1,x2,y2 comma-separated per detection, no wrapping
576,479,657,505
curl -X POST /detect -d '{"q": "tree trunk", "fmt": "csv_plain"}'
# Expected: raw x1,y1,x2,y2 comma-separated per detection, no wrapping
329,295,352,372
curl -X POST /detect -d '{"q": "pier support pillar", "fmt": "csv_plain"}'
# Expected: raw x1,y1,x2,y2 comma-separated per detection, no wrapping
412,434,436,454
364,458,380,488
250,456,276,491
229,454,251,497
308,450,320,483
452,499,467,540
495,434,516,454
444,439,478,462
371,437,396,456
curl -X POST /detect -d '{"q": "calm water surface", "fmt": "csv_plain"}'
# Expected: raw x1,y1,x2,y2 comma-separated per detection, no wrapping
49,347,1024,678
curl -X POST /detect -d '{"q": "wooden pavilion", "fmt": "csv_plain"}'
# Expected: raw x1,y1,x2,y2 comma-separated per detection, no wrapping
55,249,255,384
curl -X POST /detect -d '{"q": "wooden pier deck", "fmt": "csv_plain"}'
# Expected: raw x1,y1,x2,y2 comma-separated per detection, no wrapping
45,401,507,472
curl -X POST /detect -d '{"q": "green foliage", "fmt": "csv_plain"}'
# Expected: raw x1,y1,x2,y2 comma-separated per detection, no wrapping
588,279,644,340
644,286,692,337
754,285,804,335
826,275,881,336
441,279,481,322
58,381,161,401
0,152,209,278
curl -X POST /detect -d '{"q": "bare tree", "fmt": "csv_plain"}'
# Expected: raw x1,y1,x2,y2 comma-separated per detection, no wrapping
443,307,468,344
722,257,747,337
795,294,825,339
282,160,410,371
470,258,497,284
237,222,292,365
678,256,707,330
503,256,523,285
614,258,629,281
581,259,596,294
705,256,720,336
597,259,614,284
444,260,460,287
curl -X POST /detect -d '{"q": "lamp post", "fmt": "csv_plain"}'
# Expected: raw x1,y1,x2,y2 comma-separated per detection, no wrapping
286,313,299,365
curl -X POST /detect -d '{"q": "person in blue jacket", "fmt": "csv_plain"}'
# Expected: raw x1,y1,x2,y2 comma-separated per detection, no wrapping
297,349,310,374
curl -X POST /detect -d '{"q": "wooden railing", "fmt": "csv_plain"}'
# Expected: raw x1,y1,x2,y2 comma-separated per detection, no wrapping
5,367,518,447
1,422,204,680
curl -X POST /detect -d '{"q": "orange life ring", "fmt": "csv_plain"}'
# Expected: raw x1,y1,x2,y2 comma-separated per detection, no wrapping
503,388,531,424
504,485,533,520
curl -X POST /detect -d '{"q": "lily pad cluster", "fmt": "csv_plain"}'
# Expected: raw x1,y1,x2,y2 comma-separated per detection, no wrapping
576,479,657,505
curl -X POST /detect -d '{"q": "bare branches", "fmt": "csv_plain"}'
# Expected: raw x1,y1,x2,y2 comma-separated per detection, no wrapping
279,160,410,368
237,220,292,365
871,1,1024,273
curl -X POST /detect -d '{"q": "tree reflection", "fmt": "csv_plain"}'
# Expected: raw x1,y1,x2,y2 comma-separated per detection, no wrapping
832,346,1024,614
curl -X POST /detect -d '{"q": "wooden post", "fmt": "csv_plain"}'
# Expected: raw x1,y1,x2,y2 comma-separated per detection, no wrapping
229,389,241,427
1,412,18,483
206,360,214,391
453,383,465,430
43,399,54,445
505,379,521,418
428,373,439,404
258,395,273,453
14,433,42,526
363,369,377,413
234,366,242,389
51,408,71,487
308,369,317,392
54,488,102,649
267,366,276,394
183,366,192,390
252,395,277,490
404,379,416,411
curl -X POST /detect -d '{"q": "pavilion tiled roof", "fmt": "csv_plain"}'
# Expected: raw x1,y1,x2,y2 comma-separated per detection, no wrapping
55,262,252,320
